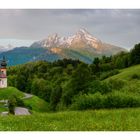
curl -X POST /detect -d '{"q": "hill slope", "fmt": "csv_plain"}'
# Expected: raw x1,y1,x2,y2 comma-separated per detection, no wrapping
106,64,140,81
0,87,24,99
105,64,140,97
0,87,49,112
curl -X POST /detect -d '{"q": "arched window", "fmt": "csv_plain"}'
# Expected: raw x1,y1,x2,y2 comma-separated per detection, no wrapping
2,80,4,85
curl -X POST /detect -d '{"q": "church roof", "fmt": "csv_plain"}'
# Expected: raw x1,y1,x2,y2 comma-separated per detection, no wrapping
0,56,7,68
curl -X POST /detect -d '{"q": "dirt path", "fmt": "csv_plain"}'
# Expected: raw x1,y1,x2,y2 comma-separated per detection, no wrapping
22,93,33,99
14,107,31,115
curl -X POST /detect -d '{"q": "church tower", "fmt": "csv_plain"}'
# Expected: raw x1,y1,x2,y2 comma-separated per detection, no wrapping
0,56,7,88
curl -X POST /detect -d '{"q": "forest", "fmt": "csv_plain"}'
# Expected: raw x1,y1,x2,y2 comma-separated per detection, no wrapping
7,43,140,111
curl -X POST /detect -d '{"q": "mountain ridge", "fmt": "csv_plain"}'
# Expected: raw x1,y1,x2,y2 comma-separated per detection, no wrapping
32,28,126,54
0,29,126,65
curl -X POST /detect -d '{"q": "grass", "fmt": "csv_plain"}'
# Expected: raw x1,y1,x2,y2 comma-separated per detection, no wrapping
106,64,140,81
0,108,140,131
0,87,24,99
105,64,140,95
0,86,49,113
0,107,8,113
23,96,49,112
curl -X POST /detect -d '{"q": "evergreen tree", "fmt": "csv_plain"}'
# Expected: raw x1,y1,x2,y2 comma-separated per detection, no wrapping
130,43,140,64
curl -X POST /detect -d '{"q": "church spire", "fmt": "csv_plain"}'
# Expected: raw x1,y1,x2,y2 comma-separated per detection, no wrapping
1,56,7,68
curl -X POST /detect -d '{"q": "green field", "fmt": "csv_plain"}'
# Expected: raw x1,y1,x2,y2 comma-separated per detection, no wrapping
0,108,140,131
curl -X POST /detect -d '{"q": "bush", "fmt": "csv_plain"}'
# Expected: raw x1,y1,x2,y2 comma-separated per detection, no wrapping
8,95,17,114
99,82,112,94
107,79,125,90
15,96,25,107
88,80,112,95
71,93,104,110
104,91,140,108
70,91,140,110
88,80,102,94
100,69,119,80
8,95,25,114
131,74,140,80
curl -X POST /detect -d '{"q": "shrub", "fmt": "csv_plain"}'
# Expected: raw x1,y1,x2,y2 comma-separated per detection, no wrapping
99,82,112,94
88,79,125,95
8,95,17,114
15,96,25,107
88,80,102,94
88,80,112,95
131,74,140,80
70,91,140,110
8,95,25,114
100,69,119,80
107,79,125,90
104,91,140,108
71,93,103,110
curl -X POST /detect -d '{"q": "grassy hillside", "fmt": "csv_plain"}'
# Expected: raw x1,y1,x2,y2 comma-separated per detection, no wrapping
0,87,24,99
105,64,140,96
23,96,49,112
106,64,140,81
0,108,140,131
0,86,49,113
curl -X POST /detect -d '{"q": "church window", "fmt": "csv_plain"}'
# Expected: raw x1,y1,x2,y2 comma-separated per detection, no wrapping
1,80,3,85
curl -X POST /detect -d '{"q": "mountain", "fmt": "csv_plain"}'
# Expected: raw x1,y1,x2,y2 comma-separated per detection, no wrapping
32,29,125,52
31,28,126,60
0,29,126,66
0,38,34,52
0,44,16,52
0,46,60,66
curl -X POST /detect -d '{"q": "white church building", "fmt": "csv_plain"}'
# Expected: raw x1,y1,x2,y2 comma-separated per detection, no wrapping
0,56,7,88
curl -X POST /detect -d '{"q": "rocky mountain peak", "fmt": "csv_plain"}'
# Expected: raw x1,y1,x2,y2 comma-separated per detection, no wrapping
76,28,90,35
33,29,120,51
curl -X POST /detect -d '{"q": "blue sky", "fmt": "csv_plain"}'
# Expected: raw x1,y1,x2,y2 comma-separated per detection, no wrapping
0,9,140,49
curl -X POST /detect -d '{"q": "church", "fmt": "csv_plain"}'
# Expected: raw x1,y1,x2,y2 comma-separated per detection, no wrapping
0,56,7,88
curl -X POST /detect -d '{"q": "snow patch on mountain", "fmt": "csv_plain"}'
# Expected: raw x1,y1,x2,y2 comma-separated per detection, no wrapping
36,28,102,50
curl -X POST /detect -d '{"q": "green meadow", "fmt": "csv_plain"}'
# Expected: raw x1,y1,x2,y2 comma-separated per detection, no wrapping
0,108,140,131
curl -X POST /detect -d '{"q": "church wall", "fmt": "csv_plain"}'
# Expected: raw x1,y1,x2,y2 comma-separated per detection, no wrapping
0,68,6,75
0,78,7,88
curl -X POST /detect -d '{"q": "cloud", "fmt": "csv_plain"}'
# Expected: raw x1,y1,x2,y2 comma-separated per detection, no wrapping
0,9,139,49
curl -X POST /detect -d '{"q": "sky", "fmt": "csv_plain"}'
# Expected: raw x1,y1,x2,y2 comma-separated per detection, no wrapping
0,9,140,49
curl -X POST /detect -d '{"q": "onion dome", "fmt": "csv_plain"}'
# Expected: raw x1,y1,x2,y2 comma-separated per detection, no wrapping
1,56,7,68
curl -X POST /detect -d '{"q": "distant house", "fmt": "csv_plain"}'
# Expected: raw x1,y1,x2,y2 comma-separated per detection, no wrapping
0,56,7,88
